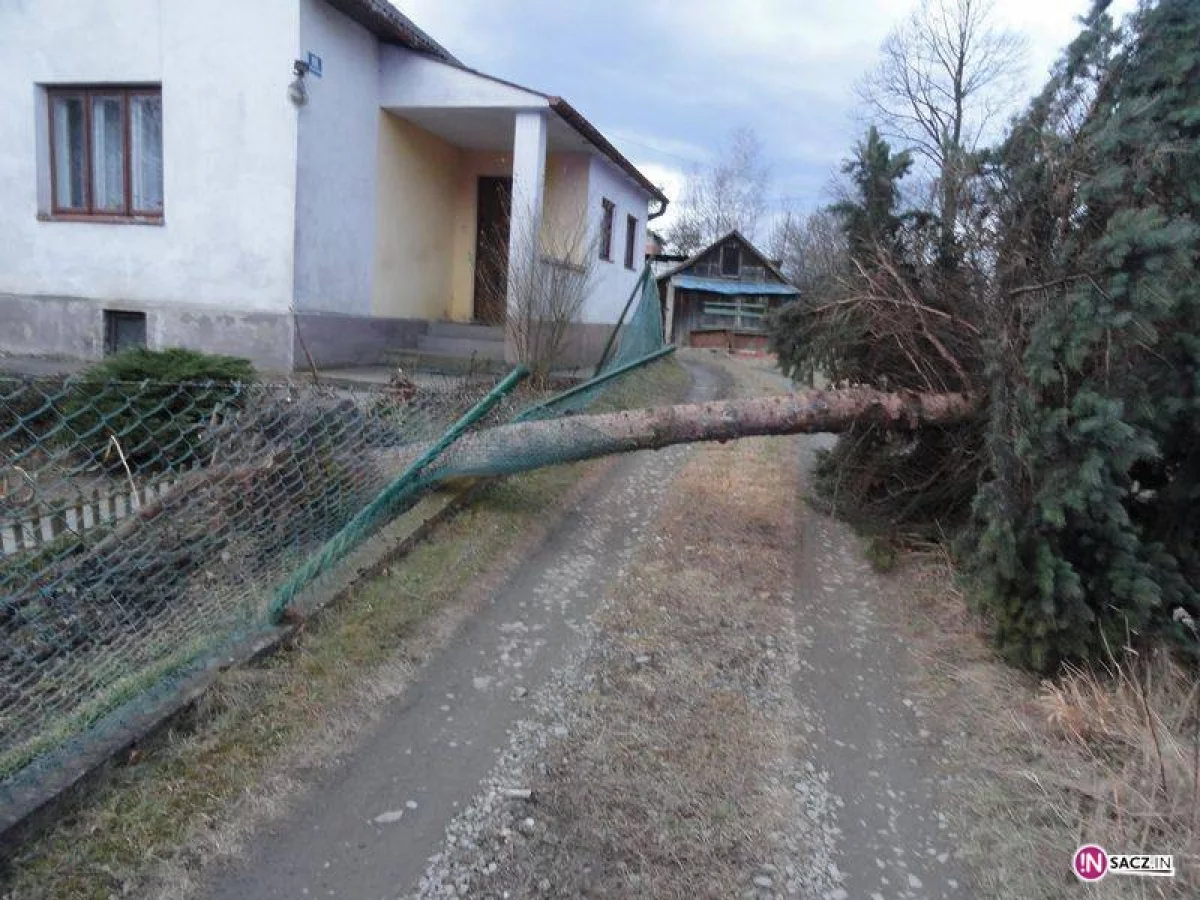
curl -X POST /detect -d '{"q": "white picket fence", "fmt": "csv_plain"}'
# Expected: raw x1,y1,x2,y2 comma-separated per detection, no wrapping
0,466,197,557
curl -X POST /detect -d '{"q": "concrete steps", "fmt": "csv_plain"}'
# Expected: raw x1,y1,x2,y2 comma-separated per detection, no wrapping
383,322,510,376
426,321,505,342
416,322,506,361
416,335,508,360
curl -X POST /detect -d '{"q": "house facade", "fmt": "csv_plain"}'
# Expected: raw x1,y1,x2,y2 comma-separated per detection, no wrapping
0,0,666,371
657,231,798,353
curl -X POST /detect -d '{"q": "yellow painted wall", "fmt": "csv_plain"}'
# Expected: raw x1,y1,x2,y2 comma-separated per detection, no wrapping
542,153,591,265
446,150,592,321
372,113,461,319
373,127,592,323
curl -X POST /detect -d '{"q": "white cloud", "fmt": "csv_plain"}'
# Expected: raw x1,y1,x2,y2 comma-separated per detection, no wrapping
628,160,688,234
390,0,1141,220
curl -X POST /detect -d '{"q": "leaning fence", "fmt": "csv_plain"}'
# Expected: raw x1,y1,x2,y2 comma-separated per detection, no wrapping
0,266,671,829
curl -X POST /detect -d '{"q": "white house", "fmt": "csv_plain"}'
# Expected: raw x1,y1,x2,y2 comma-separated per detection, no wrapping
0,0,667,371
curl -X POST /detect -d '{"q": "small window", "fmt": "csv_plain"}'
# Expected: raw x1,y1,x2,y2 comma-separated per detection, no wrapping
721,244,740,276
599,198,615,261
104,310,147,355
624,214,638,269
47,86,163,219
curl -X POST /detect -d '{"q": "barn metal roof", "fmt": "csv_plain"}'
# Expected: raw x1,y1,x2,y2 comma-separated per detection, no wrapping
670,275,799,296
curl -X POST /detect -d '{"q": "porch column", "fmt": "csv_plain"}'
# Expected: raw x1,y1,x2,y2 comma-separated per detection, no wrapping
506,110,548,359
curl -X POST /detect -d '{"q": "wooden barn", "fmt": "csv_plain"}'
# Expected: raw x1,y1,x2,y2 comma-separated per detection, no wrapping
656,231,798,352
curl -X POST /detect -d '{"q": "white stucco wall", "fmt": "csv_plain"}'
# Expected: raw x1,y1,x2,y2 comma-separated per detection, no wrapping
293,0,379,316
584,156,650,324
0,0,301,316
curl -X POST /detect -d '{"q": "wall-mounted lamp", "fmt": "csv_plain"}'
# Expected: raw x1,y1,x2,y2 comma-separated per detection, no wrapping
288,59,310,106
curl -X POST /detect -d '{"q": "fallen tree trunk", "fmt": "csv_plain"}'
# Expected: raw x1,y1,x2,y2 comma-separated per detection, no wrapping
403,388,981,483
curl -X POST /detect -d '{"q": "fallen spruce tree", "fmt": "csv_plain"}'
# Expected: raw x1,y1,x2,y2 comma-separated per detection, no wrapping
393,388,981,483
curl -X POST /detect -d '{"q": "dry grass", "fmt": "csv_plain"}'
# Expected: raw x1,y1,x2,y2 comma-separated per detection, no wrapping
889,553,1200,898
476,358,806,899
0,462,604,900
496,437,800,898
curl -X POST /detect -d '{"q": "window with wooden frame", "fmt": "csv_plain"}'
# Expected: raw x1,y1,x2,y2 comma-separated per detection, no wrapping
624,214,638,269
47,85,163,220
599,198,615,261
701,296,769,331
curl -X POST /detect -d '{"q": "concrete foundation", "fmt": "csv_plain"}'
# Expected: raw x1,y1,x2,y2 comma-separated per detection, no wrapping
556,321,616,371
0,294,436,374
0,293,295,372
293,312,427,369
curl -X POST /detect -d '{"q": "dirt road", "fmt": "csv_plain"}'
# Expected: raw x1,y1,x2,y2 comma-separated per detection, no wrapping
198,355,972,899
199,359,730,900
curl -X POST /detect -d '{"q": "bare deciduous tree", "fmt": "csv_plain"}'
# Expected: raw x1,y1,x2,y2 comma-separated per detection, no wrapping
858,0,1026,244
768,207,849,291
666,127,770,255
480,201,599,382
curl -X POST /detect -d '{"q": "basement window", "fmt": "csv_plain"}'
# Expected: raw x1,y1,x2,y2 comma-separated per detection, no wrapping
45,85,163,221
104,310,147,355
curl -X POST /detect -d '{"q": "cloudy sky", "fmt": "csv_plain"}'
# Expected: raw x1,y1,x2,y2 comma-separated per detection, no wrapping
396,0,1135,234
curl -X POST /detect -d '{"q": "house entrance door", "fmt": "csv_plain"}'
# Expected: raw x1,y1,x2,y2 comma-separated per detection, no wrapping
473,176,512,325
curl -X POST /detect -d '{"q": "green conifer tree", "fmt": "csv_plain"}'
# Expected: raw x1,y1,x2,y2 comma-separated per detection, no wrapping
974,0,1200,669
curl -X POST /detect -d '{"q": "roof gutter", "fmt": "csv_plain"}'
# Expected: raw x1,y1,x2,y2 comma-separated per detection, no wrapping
648,196,669,221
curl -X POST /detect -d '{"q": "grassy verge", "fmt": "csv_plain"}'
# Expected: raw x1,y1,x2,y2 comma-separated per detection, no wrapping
885,552,1199,898
0,461,599,900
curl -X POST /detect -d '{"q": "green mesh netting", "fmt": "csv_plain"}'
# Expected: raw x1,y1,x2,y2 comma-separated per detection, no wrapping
514,266,668,422
0,267,673,818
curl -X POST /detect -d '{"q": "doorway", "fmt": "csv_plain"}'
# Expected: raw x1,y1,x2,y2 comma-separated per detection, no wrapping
473,176,512,325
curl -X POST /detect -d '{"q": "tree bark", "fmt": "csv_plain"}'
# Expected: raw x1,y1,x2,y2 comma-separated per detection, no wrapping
408,389,980,483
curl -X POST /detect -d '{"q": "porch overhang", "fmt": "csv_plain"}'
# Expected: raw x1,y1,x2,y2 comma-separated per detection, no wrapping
379,45,667,204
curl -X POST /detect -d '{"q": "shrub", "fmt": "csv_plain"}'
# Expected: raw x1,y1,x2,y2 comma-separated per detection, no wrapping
67,347,256,473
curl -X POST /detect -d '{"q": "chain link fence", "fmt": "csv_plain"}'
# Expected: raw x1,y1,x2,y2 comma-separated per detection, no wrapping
0,373,517,794
0,267,674,823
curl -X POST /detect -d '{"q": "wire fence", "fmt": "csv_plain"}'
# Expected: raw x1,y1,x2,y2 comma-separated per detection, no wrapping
0,373,513,793
0,267,673,822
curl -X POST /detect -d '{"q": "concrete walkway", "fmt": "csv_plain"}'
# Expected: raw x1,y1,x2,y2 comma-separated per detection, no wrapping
199,359,728,900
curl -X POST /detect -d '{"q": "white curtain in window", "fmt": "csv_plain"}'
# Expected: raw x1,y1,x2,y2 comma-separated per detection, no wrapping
131,95,163,213
91,95,125,212
51,95,87,210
